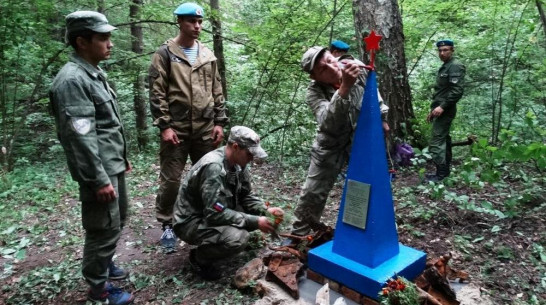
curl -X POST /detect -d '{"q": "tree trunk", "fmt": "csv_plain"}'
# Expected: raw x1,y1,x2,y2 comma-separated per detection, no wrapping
353,0,415,151
130,0,148,149
536,0,546,42
329,0,337,44
210,0,228,101
97,0,105,13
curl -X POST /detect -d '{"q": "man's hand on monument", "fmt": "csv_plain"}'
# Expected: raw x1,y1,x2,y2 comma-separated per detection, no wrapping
161,128,180,145
211,125,224,147
96,184,116,203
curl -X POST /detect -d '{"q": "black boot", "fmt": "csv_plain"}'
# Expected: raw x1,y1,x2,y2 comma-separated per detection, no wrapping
445,135,452,177
425,163,448,182
437,163,450,179
446,135,453,166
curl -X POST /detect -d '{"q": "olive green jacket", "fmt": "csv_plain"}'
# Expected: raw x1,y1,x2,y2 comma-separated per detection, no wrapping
173,147,266,231
148,40,228,140
432,57,465,111
50,54,127,190
306,69,388,154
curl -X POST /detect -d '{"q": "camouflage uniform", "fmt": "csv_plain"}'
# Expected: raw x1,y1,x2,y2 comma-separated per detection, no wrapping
291,67,389,236
50,53,128,288
429,57,465,173
149,39,229,226
172,147,266,264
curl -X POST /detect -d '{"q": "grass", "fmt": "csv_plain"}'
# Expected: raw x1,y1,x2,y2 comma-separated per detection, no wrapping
1,148,545,304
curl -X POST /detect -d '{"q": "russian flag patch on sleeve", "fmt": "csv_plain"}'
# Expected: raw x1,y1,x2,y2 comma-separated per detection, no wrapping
213,202,225,212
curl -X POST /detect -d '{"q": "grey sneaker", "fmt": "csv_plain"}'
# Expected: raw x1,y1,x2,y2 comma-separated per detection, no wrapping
160,225,177,254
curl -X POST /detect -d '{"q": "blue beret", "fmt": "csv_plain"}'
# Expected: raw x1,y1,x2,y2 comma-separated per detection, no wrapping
331,40,350,51
436,39,454,47
174,2,204,17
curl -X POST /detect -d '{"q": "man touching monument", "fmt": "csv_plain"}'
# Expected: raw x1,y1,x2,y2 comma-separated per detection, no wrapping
282,46,389,245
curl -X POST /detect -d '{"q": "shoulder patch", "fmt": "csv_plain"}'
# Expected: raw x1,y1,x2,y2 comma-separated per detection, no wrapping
72,118,91,135
213,202,225,212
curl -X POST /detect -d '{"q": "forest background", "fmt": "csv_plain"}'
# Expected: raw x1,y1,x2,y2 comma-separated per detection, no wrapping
0,0,545,304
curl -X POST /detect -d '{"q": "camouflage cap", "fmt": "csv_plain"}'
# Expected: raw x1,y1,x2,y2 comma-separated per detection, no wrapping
228,126,267,159
65,11,116,38
301,46,327,74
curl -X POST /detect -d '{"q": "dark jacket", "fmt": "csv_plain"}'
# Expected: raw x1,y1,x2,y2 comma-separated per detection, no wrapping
432,57,465,112
173,147,266,232
50,54,127,190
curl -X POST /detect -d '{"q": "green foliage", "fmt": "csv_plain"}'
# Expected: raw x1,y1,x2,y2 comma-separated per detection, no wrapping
4,259,80,304
225,0,355,163
0,160,76,233
531,243,546,264
0,1,544,303
404,0,545,171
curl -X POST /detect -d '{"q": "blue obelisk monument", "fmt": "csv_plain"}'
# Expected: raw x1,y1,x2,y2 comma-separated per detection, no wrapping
307,70,426,300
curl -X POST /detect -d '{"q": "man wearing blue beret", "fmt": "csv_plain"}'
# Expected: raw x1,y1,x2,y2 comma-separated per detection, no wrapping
330,39,350,58
148,2,229,253
426,39,465,181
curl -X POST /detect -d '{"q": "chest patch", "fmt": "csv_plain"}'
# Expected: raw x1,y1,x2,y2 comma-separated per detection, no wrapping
72,118,91,135
170,55,182,63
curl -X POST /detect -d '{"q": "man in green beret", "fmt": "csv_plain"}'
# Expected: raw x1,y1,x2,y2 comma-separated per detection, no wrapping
49,11,134,305
172,126,284,280
148,2,229,253
426,39,466,182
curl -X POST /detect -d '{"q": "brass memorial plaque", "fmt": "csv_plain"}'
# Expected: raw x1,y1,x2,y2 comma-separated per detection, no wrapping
342,179,370,230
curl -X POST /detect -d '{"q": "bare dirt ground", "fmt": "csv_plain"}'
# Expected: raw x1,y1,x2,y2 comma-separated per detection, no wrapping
1,162,545,304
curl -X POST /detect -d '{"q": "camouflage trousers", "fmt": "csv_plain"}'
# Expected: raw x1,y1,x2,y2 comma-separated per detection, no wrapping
291,147,349,236
80,173,128,289
174,218,249,265
155,137,215,225
429,113,455,166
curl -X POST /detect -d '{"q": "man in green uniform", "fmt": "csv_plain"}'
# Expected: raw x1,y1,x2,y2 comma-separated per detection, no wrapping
173,126,284,280
426,39,465,182
282,47,389,246
148,2,229,253
49,11,134,305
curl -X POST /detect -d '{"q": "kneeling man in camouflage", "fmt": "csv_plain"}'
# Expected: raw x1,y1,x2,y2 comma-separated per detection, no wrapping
172,126,284,280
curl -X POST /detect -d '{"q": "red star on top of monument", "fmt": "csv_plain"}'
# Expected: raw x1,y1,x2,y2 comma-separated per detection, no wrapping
364,30,382,52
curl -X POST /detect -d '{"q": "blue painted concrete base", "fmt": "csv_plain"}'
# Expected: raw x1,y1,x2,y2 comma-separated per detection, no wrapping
308,241,427,300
